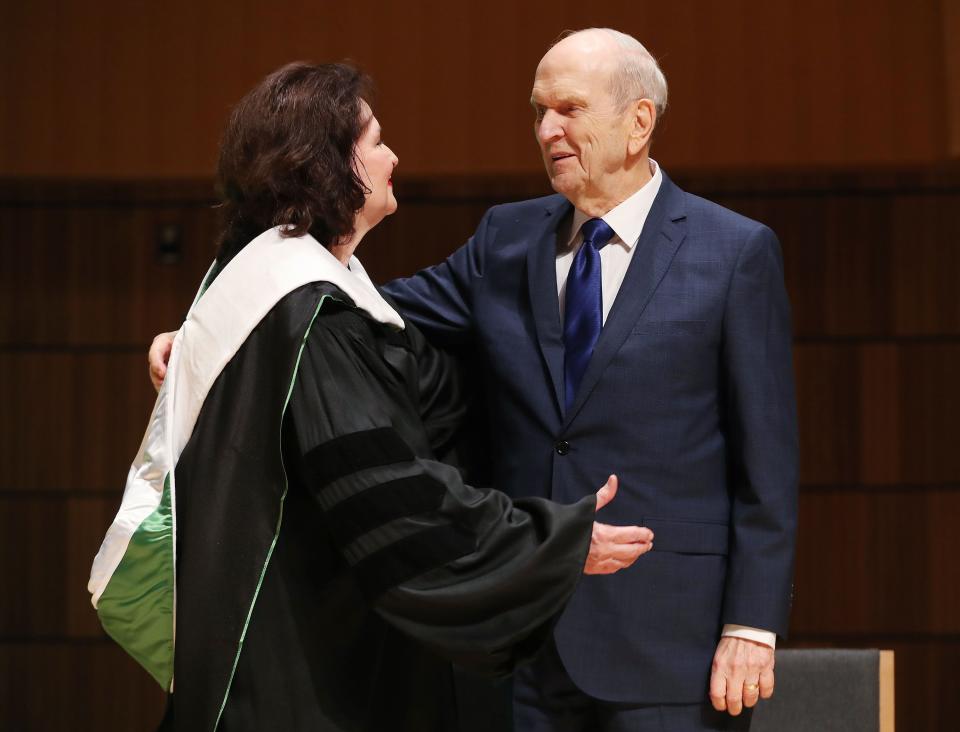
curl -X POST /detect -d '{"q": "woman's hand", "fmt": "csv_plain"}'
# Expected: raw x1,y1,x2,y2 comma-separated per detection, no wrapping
585,475,654,574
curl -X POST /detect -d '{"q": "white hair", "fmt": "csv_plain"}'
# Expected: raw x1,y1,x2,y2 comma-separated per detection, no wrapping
561,28,669,119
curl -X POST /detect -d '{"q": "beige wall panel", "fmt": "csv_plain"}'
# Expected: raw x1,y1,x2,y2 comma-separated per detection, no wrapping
794,343,960,486
691,186,960,339
0,352,155,492
794,343,862,485
858,345,902,485
890,193,960,336
0,641,166,731
0,200,217,345
791,489,960,635
0,0,950,177
0,496,118,638
943,0,960,157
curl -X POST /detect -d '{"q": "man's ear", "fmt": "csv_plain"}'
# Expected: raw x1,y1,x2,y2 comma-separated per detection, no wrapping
628,98,656,155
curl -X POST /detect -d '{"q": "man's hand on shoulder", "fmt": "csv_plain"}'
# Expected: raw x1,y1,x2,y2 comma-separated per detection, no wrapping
149,331,177,392
584,475,654,575
709,636,775,716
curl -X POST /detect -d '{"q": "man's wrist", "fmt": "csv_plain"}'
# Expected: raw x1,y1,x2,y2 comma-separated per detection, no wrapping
721,624,776,649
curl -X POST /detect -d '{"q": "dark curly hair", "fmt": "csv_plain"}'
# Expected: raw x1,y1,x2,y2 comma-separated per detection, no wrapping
215,62,374,262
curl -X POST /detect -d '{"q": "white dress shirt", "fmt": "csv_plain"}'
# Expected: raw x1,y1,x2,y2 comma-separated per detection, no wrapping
556,161,663,323
555,159,776,650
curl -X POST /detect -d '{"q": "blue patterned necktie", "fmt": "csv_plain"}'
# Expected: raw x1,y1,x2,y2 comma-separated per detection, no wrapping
563,217,616,411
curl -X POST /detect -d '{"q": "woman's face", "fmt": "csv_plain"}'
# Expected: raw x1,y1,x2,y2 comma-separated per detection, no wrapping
354,102,399,230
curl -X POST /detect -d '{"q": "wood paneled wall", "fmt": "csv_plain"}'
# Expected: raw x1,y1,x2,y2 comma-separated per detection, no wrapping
2,170,959,729
1,0,958,178
944,0,960,158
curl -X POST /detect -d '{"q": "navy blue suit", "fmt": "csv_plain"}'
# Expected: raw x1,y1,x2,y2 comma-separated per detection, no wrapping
383,171,798,705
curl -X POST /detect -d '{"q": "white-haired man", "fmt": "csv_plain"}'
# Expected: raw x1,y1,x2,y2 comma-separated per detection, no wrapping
381,29,797,731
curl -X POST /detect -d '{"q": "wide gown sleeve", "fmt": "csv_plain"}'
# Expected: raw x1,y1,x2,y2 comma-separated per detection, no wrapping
286,305,595,675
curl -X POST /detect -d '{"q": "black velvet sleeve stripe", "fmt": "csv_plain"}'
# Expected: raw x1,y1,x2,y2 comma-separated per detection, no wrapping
303,427,415,488
325,474,447,549
353,524,477,601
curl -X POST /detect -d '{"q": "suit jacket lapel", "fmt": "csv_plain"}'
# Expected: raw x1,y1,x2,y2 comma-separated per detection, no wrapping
526,197,572,415
564,174,688,426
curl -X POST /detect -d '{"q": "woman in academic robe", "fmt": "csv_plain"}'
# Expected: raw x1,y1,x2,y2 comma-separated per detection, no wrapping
89,62,653,732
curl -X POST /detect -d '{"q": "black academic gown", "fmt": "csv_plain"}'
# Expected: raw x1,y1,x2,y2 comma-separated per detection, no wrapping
161,282,595,732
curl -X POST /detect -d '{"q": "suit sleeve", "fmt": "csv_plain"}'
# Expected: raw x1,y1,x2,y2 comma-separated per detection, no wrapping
720,225,799,638
380,206,496,346
287,311,594,675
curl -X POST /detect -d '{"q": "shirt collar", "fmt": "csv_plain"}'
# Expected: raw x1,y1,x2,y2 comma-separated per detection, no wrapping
568,159,663,251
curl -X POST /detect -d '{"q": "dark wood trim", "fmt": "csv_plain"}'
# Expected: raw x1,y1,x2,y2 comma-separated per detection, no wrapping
0,343,152,354
3,484,959,499
0,636,112,645
2,335,959,354
787,632,960,644
3,632,958,645
794,335,960,345
5,165,960,206
799,483,960,493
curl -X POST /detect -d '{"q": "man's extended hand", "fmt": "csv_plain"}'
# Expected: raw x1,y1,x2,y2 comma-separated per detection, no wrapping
584,475,654,575
709,636,775,716
148,331,177,392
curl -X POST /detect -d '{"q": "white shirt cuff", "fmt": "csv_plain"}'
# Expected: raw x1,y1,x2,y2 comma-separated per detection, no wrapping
721,625,777,649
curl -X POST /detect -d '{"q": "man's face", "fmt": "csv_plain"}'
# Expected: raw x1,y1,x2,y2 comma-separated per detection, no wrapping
531,38,636,211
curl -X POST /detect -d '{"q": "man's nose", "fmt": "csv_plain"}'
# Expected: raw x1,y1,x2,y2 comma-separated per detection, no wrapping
537,111,563,142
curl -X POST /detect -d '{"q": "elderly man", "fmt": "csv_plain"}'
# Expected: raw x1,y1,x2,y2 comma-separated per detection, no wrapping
380,29,797,731
151,28,797,732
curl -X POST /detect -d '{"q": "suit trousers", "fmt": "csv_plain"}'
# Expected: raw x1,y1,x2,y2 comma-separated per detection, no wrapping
513,636,753,732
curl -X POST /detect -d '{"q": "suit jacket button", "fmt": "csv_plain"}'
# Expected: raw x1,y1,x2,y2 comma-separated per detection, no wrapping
555,440,570,455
